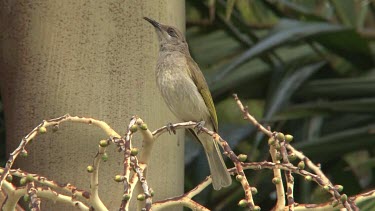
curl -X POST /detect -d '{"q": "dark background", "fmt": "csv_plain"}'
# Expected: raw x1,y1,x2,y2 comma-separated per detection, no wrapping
183,0,375,210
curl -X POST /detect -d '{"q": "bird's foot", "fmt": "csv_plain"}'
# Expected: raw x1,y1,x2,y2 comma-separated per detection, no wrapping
166,123,176,135
194,121,206,134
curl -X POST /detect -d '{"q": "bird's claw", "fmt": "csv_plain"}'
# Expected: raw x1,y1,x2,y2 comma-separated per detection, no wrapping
194,121,206,134
166,123,176,135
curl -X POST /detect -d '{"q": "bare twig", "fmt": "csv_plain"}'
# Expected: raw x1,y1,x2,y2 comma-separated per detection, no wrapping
232,94,357,211
26,182,41,211
268,135,286,211
152,176,211,211
233,94,272,136
119,117,137,211
89,144,108,211
1,110,369,211
1,180,89,210
0,114,120,191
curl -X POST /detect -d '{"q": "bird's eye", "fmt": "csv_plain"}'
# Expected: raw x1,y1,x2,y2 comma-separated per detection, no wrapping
167,28,177,37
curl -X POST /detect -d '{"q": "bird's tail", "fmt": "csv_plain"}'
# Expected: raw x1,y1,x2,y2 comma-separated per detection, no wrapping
198,133,232,190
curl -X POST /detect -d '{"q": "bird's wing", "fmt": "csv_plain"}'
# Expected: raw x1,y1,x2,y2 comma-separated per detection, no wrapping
186,56,218,132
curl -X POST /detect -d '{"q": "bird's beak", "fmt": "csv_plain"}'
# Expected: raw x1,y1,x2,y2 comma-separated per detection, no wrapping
144,17,161,30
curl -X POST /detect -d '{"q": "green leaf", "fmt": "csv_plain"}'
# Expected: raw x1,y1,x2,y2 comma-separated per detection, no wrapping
211,45,317,101
187,29,243,68
213,19,343,82
321,114,375,135
253,61,325,149
226,0,236,21
262,0,328,21
211,58,270,99
310,29,374,70
296,77,375,100
285,98,375,113
295,125,375,161
264,61,326,119
330,0,357,26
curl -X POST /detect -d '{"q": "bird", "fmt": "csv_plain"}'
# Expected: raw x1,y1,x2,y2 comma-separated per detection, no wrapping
144,17,232,190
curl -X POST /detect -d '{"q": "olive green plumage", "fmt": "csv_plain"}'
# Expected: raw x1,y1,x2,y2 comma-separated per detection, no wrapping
186,56,218,132
144,17,231,190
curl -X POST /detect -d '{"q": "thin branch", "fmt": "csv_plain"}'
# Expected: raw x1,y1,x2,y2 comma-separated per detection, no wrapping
1,181,89,210
233,94,272,136
1,169,90,203
152,176,211,211
0,114,120,191
89,145,108,211
119,117,137,211
232,94,357,211
27,182,41,211
268,136,286,211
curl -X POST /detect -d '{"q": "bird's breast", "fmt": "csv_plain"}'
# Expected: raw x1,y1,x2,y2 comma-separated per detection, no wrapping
155,53,210,123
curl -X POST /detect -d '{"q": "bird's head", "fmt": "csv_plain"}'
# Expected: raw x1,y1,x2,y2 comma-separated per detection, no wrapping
144,17,188,53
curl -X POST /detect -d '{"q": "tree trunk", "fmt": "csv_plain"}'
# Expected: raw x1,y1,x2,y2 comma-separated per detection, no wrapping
0,0,185,210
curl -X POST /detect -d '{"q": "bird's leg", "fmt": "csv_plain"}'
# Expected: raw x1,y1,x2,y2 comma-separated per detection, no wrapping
166,122,177,135
194,121,206,134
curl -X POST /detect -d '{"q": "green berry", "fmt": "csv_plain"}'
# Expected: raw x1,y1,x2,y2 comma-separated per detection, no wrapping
102,153,108,162
114,175,124,182
340,194,347,203
130,125,138,133
276,133,285,141
122,194,130,201
99,140,109,147
305,175,312,181
272,177,281,184
20,150,28,157
288,153,297,161
268,137,275,146
335,185,344,192
285,134,293,143
238,199,247,207
251,187,258,195
20,177,27,185
238,154,247,162
131,148,139,156
253,206,261,211
298,161,305,170
39,126,47,134
87,165,94,173
26,174,34,182
6,175,12,182
137,193,145,201
140,123,148,130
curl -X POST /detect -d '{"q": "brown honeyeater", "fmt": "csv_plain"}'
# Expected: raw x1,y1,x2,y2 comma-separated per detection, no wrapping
144,17,231,190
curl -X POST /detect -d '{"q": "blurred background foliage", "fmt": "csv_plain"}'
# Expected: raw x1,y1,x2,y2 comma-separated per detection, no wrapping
1,0,375,210
184,0,375,210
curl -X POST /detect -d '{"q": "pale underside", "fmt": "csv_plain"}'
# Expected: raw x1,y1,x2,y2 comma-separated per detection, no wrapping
156,51,212,130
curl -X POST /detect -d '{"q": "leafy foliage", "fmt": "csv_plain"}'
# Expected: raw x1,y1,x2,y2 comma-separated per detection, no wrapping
185,0,375,210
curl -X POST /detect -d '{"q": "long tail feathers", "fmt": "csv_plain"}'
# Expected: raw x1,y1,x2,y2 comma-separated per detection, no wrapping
199,133,232,190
